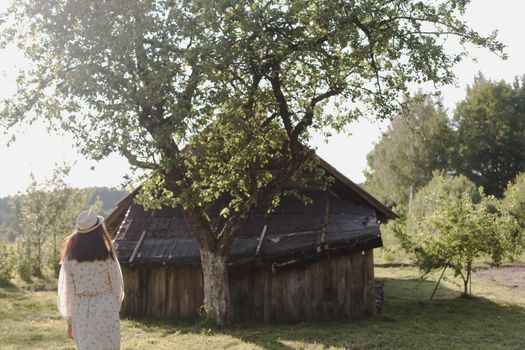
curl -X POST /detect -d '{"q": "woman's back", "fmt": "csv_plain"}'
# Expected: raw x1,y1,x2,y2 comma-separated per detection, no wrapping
57,210,125,350
58,255,125,350
65,258,119,295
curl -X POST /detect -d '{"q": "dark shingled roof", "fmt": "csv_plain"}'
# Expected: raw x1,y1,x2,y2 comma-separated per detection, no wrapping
113,189,384,269
107,155,395,269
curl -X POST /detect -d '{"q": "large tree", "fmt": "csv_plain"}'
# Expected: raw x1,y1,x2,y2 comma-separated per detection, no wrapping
453,74,525,197
364,93,454,207
0,0,502,325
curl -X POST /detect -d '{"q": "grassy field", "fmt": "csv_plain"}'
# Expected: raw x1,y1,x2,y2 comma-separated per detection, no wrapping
1,267,525,350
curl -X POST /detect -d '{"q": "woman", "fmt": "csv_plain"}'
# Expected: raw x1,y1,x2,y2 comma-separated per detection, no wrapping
57,210,125,350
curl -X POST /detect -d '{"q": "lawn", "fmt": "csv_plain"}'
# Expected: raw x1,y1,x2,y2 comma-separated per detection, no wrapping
1,267,525,350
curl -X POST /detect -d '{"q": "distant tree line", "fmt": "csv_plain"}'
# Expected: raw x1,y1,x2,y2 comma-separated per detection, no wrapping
0,186,128,242
365,74,525,295
366,74,525,205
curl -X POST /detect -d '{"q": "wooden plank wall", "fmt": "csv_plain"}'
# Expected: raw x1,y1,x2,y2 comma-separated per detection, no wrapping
121,265,204,321
120,250,375,322
229,250,375,322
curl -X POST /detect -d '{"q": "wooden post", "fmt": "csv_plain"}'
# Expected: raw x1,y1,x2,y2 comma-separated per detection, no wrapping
430,265,447,300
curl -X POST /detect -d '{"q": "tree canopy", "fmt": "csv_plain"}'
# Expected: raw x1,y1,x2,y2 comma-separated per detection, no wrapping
453,75,525,197
0,0,503,325
364,94,454,206
366,74,525,206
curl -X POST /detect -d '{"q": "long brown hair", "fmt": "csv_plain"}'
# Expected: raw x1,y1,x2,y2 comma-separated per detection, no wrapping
60,224,116,263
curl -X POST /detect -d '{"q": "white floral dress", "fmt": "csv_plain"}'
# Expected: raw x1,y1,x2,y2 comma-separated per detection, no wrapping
57,252,125,350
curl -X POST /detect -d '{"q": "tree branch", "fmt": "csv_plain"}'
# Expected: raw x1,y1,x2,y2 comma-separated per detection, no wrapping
268,61,293,137
216,153,304,255
175,58,201,119
290,86,344,142
353,17,383,97
182,208,217,252
119,145,158,170
260,112,279,128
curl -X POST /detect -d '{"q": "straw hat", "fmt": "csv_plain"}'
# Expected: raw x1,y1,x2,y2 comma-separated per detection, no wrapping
75,210,104,234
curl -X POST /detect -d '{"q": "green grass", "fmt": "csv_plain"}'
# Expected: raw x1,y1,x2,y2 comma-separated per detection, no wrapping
1,267,525,349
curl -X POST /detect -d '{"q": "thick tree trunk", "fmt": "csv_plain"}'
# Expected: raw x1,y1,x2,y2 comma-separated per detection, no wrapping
174,156,300,326
200,250,231,326
180,206,236,326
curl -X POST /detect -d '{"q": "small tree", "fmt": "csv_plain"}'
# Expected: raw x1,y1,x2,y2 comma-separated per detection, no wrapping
11,164,98,279
398,173,508,295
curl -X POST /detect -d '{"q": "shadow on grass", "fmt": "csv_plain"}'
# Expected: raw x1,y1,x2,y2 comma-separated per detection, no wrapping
128,276,525,349
0,284,28,301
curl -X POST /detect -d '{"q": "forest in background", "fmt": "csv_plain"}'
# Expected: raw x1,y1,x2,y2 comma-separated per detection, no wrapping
365,74,525,293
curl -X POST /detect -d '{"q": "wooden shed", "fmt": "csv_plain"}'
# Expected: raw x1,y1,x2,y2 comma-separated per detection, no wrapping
105,157,396,322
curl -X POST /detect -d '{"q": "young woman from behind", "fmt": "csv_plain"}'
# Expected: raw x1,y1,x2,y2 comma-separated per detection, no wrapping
57,210,125,350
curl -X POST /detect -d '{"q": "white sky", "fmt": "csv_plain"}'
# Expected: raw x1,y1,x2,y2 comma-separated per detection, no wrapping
1,0,524,197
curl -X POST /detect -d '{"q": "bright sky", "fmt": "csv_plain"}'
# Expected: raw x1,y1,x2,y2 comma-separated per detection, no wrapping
1,1,524,197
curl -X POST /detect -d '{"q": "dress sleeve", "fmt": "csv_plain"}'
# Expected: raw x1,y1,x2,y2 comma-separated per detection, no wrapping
107,251,125,311
57,259,75,321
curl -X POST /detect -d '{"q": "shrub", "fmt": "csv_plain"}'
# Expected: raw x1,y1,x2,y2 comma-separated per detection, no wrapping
0,242,16,286
14,236,34,283
398,172,510,295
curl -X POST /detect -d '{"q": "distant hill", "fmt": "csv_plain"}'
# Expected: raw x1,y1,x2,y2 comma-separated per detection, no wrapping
91,187,129,215
0,196,9,212
0,187,129,242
